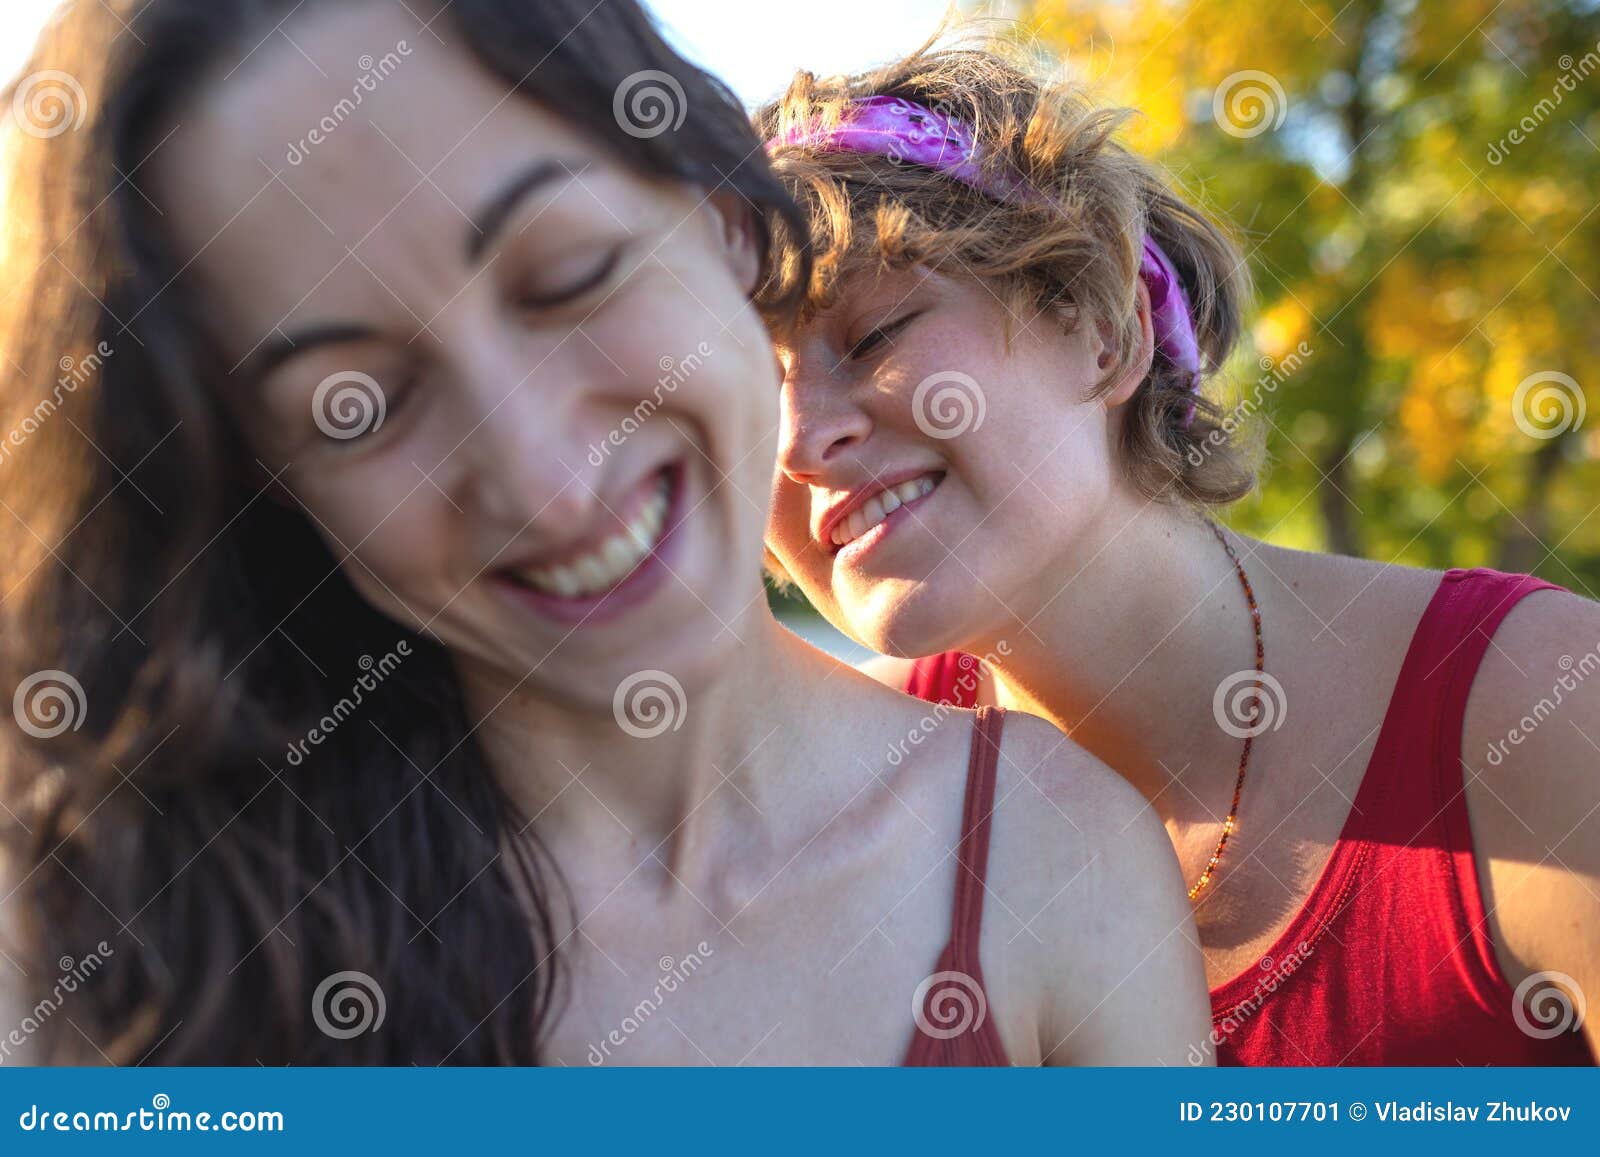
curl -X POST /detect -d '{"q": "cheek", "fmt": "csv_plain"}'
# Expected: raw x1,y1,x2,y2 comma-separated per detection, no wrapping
656,317,782,485
969,351,1110,490
740,385,781,495
765,473,812,559
294,465,457,603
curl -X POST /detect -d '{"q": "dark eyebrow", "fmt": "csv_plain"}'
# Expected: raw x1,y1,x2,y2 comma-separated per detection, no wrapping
237,322,378,386
238,159,582,385
466,157,582,264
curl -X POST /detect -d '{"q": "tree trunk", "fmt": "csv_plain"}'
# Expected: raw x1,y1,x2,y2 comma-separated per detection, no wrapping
1495,434,1566,575
1318,437,1363,558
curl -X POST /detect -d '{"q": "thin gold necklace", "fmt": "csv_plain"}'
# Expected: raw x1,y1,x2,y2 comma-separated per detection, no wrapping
1188,521,1263,901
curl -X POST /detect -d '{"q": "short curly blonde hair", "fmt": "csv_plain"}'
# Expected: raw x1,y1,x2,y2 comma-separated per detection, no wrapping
754,37,1260,508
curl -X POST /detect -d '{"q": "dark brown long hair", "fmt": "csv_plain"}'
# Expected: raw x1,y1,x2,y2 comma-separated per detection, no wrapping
0,0,808,1064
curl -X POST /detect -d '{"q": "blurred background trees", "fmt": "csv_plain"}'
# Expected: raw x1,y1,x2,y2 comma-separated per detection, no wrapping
1022,0,1600,591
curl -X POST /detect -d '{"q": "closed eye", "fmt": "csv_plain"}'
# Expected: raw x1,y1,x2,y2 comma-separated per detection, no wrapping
314,368,420,449
516,245,624,310
847,311,921,361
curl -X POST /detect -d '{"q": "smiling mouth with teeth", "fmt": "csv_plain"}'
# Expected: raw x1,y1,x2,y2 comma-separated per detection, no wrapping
827,472,942,552
511,469,672,599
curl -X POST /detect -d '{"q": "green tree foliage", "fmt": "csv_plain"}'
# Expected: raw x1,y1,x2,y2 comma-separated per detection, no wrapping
1026,0,1600,590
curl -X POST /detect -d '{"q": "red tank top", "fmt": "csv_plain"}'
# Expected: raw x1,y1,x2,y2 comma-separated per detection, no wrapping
903,568,1595,1066
903,705,1012,1065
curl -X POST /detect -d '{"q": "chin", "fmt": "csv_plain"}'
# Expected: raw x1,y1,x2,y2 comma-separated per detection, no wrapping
845,600,967,663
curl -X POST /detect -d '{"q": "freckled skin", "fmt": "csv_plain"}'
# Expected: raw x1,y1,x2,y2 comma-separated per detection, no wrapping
767,265,1138,658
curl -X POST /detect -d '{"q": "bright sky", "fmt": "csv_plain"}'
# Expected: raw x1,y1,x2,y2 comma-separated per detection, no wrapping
647,0,991,106
1,0,992,106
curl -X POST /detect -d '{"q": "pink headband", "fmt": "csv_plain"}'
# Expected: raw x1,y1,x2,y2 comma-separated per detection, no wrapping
766,95,1204,417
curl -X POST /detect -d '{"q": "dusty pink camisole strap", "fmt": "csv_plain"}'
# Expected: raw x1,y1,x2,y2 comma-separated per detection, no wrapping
903,705,1011,1066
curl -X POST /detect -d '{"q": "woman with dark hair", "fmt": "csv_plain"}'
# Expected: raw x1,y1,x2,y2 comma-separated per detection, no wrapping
0,0,1207,1065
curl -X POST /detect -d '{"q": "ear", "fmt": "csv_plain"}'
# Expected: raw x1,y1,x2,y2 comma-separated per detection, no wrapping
705,191,763,298
1094,276,1156,410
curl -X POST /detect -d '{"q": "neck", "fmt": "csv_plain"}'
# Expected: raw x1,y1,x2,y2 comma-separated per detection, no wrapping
973,499,1265,836
455,603,838,893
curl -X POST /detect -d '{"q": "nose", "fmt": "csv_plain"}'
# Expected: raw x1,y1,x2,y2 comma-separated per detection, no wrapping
776,355,872,482
451,346,599,535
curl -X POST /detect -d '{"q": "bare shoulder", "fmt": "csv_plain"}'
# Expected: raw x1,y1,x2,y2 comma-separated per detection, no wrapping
1463,583,1600,816
1460,585,1600,1006
987,710,1157,838
982,712,1211,1065
1250,539,1444,624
